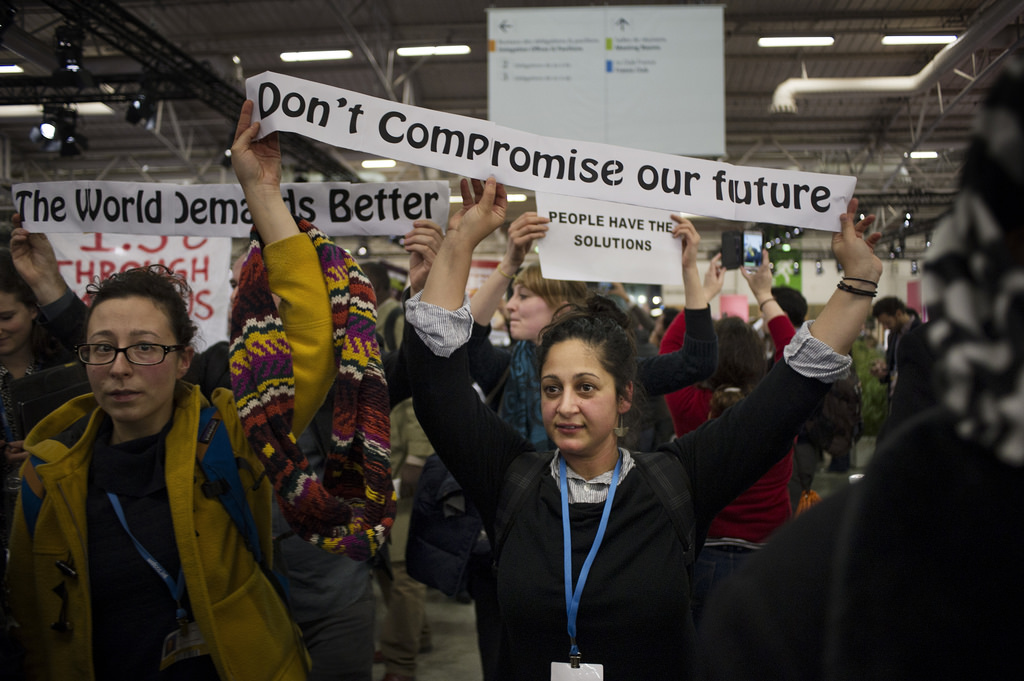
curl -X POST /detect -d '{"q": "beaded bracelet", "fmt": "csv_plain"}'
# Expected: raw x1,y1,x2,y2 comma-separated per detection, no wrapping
758,297,777,311
496,265,516,281
836,281,878,297
842,276,878,287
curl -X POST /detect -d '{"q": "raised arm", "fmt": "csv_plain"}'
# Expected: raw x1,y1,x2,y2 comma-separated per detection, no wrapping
231,99,298,245
672,215,708,311
741,249,786,325
9,217,85,350
231,99,331,433
421,177,508,311
740,250,795,360
810,198,881,353
638,217,717,394
468,207,547,326
674,198,881,525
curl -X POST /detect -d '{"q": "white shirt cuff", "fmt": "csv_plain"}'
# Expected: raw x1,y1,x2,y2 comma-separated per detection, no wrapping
783,321,853,382
404,291,473,358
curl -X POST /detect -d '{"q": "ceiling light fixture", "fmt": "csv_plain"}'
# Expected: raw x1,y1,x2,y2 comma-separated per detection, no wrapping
506,194,527,202
279,50,353,62
396,45,471,57
882,35,957,46
30,106,87,156
757,36,834,48
907,150,939,159
0,64,22,73
52,23,94,88
361,159,397,169
126,78,158,129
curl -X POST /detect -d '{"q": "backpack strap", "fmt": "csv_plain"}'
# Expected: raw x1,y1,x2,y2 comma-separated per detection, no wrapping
195,407,289,603
492,450,554,565
20,455,47,539
633,450,697,578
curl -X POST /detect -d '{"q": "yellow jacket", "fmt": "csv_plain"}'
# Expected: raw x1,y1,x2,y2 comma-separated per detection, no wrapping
8,233,335,681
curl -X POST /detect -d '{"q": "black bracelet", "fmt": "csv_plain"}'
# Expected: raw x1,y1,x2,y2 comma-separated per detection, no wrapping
837,281,878,297
842,276,878,287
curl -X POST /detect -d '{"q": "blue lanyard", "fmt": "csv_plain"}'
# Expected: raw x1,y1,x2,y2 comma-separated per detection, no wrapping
560,452,622,663
107,492,189,624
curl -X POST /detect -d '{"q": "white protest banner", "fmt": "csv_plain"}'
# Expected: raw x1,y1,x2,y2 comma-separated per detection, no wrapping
246,71,856,231
48,233,232,350
535,194,682,285
12,180,450,236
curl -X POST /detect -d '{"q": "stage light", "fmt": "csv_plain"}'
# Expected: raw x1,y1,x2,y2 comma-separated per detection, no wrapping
126,83,157,128
52,24,94,89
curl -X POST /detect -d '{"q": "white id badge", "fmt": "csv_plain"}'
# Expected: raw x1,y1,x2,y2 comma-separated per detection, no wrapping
551,662,605,680
159,621,211,670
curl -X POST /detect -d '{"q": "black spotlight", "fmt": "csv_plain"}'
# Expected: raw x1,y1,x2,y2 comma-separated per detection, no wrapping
125,89,156,128
52,23,94,89
0,2,16,47
55,107,87,157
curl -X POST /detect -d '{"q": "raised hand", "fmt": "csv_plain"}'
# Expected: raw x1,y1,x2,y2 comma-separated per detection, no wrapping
671,215,707,310
448,177,508,250
739,249,773,300
405,220,445,295
9,214,68,305
503,211,550,270
832,197,882,282
703,252,725,302
230,100,294,244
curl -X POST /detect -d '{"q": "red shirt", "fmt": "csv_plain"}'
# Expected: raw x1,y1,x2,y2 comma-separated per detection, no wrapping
660,312,796,543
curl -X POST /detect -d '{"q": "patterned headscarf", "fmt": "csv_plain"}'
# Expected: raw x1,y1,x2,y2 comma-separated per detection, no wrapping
923,55,1024,466
230,221,395,560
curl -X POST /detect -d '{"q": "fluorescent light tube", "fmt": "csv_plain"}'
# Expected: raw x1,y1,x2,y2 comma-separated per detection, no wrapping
882,35,957,45
397,45,471,57
280,50,353,62
758,37,834,48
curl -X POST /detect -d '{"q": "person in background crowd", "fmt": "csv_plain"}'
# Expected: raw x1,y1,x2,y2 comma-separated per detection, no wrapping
869,295,921,399
0,250,74,550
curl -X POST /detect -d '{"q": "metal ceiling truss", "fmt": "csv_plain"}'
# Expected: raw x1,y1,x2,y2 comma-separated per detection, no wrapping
17,0,360,182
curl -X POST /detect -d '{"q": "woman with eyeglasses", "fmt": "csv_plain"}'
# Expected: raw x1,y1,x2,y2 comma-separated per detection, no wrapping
5,101,338,681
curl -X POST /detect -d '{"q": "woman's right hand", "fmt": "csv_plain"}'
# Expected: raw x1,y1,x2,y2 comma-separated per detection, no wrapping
740,249,773,299
448,177,508,250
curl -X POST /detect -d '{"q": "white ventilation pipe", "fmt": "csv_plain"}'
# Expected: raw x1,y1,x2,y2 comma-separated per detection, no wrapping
770,0,1024,113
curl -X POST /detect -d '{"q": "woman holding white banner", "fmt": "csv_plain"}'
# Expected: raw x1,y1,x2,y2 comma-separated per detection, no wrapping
403,175,881,680
413,187,717,680
6,100,393,681
463,191,717,453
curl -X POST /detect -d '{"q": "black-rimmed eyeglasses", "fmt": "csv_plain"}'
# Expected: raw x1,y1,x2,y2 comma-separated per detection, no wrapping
75,343,186,366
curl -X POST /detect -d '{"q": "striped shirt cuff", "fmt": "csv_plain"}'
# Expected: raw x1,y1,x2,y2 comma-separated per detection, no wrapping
405,291,473,358
783,321,853,383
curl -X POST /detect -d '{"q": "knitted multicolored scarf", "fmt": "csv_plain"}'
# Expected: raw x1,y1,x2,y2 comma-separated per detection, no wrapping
229,220,395,560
